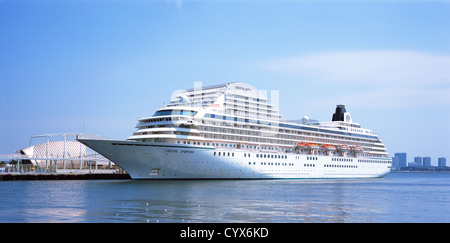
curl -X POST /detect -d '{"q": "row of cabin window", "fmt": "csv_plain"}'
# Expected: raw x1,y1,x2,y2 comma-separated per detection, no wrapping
324,164,357,168
178,140,237,148
248,162,294,166
332,158,354,162
255,154,288,159
213,152,235,157
358,159,390,164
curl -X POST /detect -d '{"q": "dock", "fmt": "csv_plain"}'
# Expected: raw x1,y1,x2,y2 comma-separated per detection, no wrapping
0,172,131,181
1,151,130,180
0,161,131,180
0,157,131,180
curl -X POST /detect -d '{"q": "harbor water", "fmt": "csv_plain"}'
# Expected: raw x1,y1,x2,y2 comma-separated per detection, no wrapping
0,172,449,223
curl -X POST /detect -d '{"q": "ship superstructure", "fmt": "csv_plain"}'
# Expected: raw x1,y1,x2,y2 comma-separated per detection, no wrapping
79,82,391,179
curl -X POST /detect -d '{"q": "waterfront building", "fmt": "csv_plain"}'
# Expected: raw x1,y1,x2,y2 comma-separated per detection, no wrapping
438,157,446,167
423,157,431,167
414,156,423,166
20,133,113,169
391,156,400,170
394,153,407,168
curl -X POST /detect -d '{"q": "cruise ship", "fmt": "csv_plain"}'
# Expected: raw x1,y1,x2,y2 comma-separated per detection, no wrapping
78,82,391,179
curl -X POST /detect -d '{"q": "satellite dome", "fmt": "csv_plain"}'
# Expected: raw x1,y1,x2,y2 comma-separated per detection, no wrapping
302,116,309,124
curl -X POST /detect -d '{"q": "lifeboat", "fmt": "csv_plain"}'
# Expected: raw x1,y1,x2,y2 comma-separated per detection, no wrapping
305,143,319,150
321,144,336,151
296,142,307,150
337,145,349,152
351,146,363,153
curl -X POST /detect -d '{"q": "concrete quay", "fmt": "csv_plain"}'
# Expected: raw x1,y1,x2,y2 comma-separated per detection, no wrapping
0,171,131,181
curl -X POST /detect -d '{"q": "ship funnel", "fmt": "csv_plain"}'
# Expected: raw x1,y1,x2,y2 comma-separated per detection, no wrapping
332,104,352,122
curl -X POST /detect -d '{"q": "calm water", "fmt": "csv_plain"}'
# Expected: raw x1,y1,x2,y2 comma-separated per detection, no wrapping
0,172,449,223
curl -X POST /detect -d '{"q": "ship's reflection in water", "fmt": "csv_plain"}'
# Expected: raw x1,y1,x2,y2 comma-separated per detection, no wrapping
80,179,386,223
4,173,449,223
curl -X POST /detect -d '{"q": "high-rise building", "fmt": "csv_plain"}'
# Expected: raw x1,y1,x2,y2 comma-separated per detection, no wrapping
391,156,399,170
423,157,431,166
414,156,423,166
438,157,446,167
394,153,407,169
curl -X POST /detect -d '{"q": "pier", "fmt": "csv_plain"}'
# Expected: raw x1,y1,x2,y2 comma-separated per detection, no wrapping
0,172,130,180
0,153,130,180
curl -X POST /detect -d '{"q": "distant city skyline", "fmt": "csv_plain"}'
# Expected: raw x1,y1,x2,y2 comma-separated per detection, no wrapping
1,1,449,160
392,152,447,169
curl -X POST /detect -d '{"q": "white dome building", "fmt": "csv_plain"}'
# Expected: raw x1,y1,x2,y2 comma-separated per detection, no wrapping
20,133,112,169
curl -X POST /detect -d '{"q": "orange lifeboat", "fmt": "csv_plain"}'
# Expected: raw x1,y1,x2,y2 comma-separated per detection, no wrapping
337,145,349,152
321,144,336,151
296,142,307,150
305,143,319,150
351,146,363,153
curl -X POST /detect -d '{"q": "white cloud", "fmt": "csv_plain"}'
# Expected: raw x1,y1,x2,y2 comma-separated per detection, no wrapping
167,0,183,8
262,50,450,108
314,86,450,109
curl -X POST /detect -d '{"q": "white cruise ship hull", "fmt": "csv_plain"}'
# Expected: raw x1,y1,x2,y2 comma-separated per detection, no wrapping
78,139,391,180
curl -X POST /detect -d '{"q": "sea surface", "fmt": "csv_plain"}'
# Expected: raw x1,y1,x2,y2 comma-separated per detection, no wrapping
0,172,449,223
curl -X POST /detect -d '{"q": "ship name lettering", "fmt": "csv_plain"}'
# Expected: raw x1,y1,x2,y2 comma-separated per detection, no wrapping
181,150,194,154
235,86,251,91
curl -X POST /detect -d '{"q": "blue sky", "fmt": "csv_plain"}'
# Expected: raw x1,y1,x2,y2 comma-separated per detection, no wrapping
1,0,449,164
